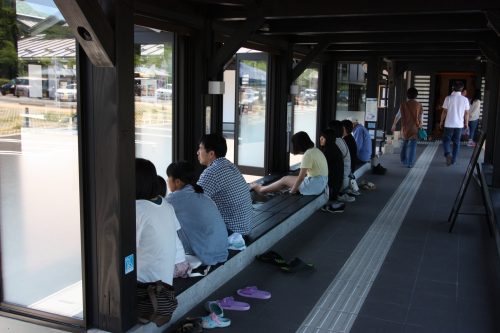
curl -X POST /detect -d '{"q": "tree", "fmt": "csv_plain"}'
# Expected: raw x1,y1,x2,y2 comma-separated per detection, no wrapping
0,3,18,79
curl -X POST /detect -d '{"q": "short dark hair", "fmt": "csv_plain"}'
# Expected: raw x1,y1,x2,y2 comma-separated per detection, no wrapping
166,161,203,193
328,120,343,138
453,81,464,92
407,87,418,99
157,175,167,197
291,131,314,154
199,133,227,158
136,158,159,200
341,119,353,134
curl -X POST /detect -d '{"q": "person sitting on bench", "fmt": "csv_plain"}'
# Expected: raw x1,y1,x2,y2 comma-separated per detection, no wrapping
166,161,228,266
197,133,252,236
135,158,186,285
251,131,328,195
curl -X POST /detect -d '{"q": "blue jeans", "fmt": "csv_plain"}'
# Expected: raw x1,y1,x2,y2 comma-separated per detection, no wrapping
442,127,462,164
400,139,417,167
468,119,479,142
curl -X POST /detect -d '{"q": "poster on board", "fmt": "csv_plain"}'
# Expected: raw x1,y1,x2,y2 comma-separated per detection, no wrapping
365,98,378,122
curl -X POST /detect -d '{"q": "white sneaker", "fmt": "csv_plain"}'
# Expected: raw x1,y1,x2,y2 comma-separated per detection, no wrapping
337,194,355,203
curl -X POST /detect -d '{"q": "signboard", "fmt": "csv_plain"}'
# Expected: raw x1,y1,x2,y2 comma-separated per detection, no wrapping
365,98,378,122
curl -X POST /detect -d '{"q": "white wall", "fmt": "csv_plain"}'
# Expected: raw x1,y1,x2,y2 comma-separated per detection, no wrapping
223,70,236,124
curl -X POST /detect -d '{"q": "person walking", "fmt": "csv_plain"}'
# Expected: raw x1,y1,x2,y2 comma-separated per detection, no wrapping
467,89,481,147
440,81,470,166
391,87,423,168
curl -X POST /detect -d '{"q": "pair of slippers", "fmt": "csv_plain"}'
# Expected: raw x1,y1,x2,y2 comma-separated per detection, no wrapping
206,286,271,313
256,250,314,273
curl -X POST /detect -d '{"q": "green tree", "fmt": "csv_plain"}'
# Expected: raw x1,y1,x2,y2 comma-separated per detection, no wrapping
0,4,18,79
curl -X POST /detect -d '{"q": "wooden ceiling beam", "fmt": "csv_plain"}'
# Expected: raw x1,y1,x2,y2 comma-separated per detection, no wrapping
261,13,488,35
54,0,114,67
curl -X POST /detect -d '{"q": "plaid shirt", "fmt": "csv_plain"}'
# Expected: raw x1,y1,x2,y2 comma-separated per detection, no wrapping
197,157,252,235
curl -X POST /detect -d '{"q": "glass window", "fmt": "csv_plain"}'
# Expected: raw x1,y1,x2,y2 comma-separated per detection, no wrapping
134,26,173,187
0,0,82,319
336,62,367,122
290,68,318,166
235,53,267,173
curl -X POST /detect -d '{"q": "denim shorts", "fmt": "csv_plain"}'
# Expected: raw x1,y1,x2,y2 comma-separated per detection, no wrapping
299,175,328,195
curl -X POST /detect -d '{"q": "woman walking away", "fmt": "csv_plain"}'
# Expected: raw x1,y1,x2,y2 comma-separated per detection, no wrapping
391,87,423,168
468,89,481,147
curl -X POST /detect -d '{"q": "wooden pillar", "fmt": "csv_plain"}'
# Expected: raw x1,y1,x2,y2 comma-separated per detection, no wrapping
318,62,335,131
266,46,293,174
483,61,499,166
78,0,136,331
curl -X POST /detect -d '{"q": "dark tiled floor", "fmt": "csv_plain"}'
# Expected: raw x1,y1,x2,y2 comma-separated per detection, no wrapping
169,144,500,333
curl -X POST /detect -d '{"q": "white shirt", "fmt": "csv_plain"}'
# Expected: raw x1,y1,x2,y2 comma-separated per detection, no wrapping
442,91,470,128
469,99,481,121
136,198,185,284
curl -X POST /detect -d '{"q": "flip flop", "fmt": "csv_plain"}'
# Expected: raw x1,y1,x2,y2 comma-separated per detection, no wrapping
280,257,315,273
236,286,271,299
217,296,250,311
255,250,288,267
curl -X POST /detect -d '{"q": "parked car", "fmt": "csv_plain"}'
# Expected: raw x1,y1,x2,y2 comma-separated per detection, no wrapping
56,83,77,102
1,79,16,96
1,78,30,97
300,88,317,103
156,84,172,100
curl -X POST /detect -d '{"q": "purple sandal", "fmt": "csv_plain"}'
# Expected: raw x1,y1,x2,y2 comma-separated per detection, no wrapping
236,286,271,299
217,296,250,311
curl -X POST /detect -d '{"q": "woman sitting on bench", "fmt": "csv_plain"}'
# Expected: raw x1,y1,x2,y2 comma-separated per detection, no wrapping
251,131,328,195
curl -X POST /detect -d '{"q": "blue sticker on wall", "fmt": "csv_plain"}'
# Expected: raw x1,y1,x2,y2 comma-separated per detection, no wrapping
125,254,134,274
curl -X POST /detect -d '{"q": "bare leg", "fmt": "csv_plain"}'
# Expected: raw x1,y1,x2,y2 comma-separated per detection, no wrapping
252,176,297,193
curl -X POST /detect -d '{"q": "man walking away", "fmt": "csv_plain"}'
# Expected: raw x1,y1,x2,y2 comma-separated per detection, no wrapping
440,81,470,166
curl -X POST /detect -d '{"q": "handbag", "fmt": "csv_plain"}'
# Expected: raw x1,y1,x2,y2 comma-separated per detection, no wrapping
137,280,178,327
418,128,427,141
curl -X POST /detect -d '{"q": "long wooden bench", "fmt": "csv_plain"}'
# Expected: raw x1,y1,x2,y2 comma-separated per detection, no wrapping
128,164,371,332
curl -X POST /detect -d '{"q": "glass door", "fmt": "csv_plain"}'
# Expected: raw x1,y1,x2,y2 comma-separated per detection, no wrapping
234,52,268,176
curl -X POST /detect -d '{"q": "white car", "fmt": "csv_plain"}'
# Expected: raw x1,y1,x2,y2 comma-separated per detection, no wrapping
56,84,77,102
156,85,172,100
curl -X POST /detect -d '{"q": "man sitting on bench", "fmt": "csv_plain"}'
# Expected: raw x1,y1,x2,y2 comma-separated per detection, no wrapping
197,134,252,236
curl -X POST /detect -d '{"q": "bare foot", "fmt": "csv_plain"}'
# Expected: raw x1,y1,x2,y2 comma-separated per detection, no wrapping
250,182,262,192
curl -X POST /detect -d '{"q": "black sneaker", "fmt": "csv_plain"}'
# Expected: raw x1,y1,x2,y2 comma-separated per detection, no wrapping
372,164,387,175
326,202,345,213
320,205,329,212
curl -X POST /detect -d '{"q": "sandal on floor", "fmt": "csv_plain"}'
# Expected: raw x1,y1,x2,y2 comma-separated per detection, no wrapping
280,257,315,273
360,182,376,190
175,318,203,333
237,286,271,299
217,296,250,311
205,300,224,317
255,250,288,267
201,312,231,329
